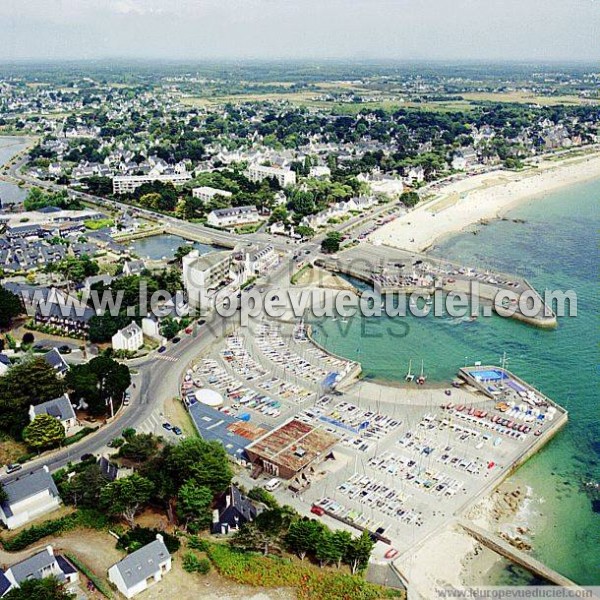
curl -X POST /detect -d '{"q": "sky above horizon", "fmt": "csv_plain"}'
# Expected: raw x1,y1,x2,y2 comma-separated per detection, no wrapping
0,0,598,62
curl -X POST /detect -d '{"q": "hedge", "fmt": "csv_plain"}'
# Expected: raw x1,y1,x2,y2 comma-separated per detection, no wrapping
65,553,113,598
1,509,108,551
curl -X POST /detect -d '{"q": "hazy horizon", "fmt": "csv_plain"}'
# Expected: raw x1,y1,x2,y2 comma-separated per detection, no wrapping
1,0,598,63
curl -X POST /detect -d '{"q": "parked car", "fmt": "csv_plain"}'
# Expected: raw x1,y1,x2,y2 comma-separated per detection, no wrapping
310,505,325,516
172,337,181,344
172,426,183,436
6,463,22,474
158,346,166,353
162,422,173,431
384,548,399,559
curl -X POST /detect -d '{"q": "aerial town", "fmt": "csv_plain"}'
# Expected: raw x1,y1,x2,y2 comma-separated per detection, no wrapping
0,20,598,600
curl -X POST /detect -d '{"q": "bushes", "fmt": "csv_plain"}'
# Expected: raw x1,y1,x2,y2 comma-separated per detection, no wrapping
206,542,403,600
1,509,108,551
182,551,211,574
2,515,77,551
64,426,98,446
116,527,181,555
187,535,210,552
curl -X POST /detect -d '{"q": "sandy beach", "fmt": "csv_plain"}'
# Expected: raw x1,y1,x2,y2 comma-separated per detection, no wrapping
396,481,534,598
369,151,600,252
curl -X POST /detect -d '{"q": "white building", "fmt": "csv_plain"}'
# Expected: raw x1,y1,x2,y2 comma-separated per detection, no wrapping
246,164,296,187
29,394,77,433
112,173,192,195
309,166,331,178
0,546,78,595
112,321,143,352
192,186,233,203
206,206,260,228
108,534,172,599
0,467,62,530
0,354,10,377
182,250,235,313
243,244,279,275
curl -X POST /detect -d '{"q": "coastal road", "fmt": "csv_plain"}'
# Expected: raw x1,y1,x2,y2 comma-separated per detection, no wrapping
0,246,296,485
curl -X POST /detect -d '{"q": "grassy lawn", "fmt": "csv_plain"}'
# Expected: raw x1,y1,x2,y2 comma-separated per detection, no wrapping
205,542,404,600
0,434,28,465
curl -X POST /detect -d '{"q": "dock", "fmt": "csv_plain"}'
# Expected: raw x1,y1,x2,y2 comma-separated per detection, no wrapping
316,244,557,328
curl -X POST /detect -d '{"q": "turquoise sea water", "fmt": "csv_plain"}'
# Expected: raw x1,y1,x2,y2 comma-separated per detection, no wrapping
311,178,600,584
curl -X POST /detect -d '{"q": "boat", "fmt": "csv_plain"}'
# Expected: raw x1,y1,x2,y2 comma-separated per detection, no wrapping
416,360,426,385
405,359,414,382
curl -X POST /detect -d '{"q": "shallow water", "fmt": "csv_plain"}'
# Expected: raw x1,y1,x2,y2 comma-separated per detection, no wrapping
312,178,600,584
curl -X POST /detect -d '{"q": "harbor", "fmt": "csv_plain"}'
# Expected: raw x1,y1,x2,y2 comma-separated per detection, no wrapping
178,315,569,592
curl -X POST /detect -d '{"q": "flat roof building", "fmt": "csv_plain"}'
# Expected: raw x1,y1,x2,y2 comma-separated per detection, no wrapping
246,164,296,188
112,173,192,195
245,419,339,480
192,186,233,203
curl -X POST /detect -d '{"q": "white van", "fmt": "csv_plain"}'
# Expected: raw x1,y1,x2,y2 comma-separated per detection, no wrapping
264,478,281,492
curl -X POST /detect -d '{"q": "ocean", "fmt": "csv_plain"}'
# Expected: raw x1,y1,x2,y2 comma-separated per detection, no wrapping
311,178,600,584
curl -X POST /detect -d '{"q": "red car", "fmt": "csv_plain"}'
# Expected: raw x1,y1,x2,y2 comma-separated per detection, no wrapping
384,548,399,559
310,505,325,516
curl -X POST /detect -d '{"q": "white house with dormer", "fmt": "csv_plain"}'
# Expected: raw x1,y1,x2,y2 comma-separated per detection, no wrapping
112,321,143,352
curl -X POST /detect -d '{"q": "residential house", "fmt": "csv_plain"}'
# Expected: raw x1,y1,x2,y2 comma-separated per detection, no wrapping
43,348,70,378
206,206,260,228
112,321,143,352
108,534,172,599
0,466,62,530
0,354,10,377
0,546,78,596
29,394,77,433
242,244,278,276
122,260,145,276
211,484,260,534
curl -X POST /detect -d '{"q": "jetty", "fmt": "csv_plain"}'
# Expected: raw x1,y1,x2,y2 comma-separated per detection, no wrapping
458,519,581,587
316,244,557,328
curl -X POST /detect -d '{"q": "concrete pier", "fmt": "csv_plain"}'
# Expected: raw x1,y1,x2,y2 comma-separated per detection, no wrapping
458,519,581,588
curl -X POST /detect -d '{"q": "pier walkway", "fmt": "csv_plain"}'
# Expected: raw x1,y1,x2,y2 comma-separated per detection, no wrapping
458,518,581,588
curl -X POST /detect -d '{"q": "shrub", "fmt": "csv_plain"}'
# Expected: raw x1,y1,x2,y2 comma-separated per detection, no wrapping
0,509,108,552
182,551,210,574
116,527,181,554
187,535,209,552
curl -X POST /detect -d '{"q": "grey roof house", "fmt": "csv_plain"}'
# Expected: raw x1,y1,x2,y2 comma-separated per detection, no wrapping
0,546,78,596
108,534,172,599
0,466,62,529
29,394,77,432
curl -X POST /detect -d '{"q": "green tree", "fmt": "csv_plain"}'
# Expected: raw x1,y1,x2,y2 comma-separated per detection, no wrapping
177,480,214,531
174,245,194,263
314,529,340,568
118,432,159,462
23,414,66,451
0,357,65,437
100,473,154,527
0,287,23,329
321,232,342,254
285,518,324,560
344,530,374,574
60,463,109,508
4,577,75,600
247,487,279,510
66,356,131,416
166,438,232,494
399,191,420,208
160,318,180,340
